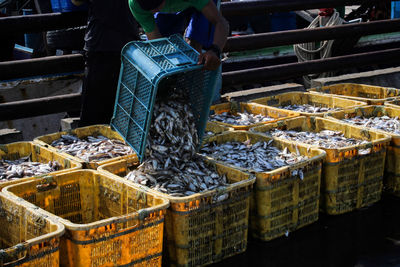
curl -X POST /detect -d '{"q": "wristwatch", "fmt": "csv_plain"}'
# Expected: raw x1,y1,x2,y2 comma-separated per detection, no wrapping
207,44,221,58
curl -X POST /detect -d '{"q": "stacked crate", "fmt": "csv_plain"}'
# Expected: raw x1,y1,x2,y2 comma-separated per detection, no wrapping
3,170,169,266
251,116,391,215
201,131,326,241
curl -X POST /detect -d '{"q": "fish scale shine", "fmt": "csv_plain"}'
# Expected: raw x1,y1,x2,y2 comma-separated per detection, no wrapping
51,135,134,162
200,141,308,172
0,157,61,181
209,111,275,126
124,88,229,197
262,129,370,149
279,104,341,113
342,115,400,134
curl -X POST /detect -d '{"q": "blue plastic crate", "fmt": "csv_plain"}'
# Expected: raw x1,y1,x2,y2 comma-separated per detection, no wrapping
50,0,87,12
111,35,218,162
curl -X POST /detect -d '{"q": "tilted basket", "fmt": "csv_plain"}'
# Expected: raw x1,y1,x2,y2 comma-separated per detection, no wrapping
111,34,218,162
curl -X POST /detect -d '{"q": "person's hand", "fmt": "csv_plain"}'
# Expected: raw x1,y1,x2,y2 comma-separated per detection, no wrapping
71,0,86,6
198,50,221,71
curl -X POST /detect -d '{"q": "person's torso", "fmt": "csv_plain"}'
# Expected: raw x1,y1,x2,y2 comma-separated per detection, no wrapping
160,0,200,13
85,0,139,52
129,0,208,33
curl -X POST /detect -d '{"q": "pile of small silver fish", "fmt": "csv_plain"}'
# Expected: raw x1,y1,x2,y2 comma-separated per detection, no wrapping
126,155,227,197
266,129,369,149
51,135,134,162
124,88,228,197
209,111,275,126
342,116,400,134
0,156,60,181
200,140,308,173
278,104,341,113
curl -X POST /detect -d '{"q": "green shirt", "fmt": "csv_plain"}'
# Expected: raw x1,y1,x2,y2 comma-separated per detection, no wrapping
129,0,209,33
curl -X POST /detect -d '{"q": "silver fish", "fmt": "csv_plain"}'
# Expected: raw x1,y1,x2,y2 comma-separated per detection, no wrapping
210,111,275,126
200,140,308,172
51,135,134,162
260,129,370,149
0,157,60,181
125,87,229,197
278,104,341,113
341,115,400,134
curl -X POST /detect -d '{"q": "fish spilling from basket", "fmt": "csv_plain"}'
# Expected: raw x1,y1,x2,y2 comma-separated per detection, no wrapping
51,135,134,162
277,104,341,113
124,88,229,197
0,156,60,181
265,129,370,149
341,116,400,134
200,140,308,173
209,111,275,126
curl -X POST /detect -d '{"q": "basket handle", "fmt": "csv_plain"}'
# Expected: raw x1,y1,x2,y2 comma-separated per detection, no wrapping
0,244,28,266
176,62,192,67
36,176,57,192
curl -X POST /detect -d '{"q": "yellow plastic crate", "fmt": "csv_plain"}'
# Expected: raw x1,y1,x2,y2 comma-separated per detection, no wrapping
201,131,326,241
249,91,366,117
202,121,234,145
0,141,82,191
308,83,400,105
0,192,64,266
251,116,391,215
326,105,400,197
205,121,233,135
98,157,255,266
209,101,298,130
3,169,169,267
33,124,138,169
385,99,400,109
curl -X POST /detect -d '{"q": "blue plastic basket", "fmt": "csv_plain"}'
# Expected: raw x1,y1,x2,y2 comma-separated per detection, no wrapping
111,35,218,162
50,0,87,12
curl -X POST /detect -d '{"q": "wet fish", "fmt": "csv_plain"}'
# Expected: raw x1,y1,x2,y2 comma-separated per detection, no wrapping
124,87,229,197
261,129,370,149
341,115,400,134
209,111,275,126
200,140,308,172
0,156,60,181
278,104,341,113
125,154,228,197
51,135,134,162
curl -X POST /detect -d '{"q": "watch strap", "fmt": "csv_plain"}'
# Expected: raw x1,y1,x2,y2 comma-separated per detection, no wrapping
207,44,221,58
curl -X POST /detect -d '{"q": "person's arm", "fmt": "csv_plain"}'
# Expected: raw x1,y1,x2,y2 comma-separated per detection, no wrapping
71,0,87,6
146,26,163,40
198,0,229,70
130,0,161,39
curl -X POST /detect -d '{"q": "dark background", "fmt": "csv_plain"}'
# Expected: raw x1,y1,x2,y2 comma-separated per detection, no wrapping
213,195,400,267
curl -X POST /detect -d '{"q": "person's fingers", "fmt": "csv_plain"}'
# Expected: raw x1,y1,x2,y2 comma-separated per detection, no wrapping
206,55,220,71
202,55,210,70
198,53,205,65
199,52,221,70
